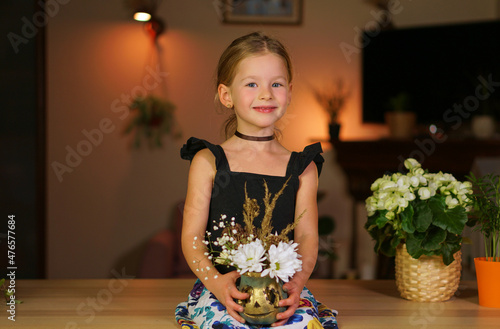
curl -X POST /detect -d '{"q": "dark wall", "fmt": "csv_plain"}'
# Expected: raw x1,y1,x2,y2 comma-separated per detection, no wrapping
0,0,45,278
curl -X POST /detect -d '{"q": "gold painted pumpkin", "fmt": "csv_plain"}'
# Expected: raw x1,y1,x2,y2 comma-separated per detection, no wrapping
236,272,287,325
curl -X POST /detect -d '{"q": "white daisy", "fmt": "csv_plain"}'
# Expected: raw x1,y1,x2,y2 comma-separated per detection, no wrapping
231,239,266,274
262,241,302,282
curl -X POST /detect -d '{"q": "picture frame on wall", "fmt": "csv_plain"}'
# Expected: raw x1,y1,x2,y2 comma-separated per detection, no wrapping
222,0,303,25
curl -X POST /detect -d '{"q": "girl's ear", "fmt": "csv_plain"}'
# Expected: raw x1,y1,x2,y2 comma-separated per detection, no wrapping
218,84,233,108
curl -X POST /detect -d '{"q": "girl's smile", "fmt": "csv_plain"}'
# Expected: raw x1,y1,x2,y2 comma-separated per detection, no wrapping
253,106,277,113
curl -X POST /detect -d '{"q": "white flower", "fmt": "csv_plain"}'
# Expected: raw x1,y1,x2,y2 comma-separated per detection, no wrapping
215,250,231,264
445,195,459,208
404,158,421,170
456,181,472,197
379,180,398,192
415,174,427,185
396,195,409,210
403,191,416,202
384,195,399,212
396,176,411,192
409,175,421,187
261,241,302,282
366,196,377,216
231,239,266,274
371,177,388,191
418,187,432,200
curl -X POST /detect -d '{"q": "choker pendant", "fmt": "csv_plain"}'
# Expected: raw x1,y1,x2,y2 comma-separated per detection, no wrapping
235,131,274,142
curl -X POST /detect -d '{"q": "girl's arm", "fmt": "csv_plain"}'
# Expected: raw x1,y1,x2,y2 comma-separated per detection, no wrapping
273,161,319,326
181,149,248,322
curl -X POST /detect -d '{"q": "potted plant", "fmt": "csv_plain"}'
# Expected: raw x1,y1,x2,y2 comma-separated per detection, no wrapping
466,172,500,308
384,92,416,139
470,73,498,140
365,158,472,301
311,79,350,141
312,215,337,278
1,278,21,305
124,95,180,148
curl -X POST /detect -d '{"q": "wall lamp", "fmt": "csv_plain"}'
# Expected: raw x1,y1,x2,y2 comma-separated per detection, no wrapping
128,0,165,39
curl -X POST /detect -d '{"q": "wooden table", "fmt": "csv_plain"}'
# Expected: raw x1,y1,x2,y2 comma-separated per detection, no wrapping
1,279,500,328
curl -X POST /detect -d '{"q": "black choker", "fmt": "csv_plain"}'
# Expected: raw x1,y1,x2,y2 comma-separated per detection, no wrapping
235,131,274,142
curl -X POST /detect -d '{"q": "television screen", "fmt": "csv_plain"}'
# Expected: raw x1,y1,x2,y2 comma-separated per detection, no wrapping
362,20,500,127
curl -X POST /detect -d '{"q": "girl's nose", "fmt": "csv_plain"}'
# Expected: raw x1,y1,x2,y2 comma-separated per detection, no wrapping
259,87,272,100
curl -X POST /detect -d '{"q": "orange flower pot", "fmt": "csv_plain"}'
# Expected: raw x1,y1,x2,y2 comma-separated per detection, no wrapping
474,257,500,308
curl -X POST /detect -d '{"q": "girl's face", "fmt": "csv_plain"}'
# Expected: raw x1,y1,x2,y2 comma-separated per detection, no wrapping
219,53,292,133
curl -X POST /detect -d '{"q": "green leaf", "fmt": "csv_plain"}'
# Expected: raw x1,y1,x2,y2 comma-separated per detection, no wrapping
375,212,390,229
429,199,468,235
421,225,446,251
368,223,398,257
390,236,402,249
414,201,433,232
406,234,425,259
440,244,455,266
401,205,415,233
380,238,397,257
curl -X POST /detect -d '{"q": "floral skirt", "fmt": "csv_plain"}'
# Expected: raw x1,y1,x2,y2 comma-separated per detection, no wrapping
175,280,338,329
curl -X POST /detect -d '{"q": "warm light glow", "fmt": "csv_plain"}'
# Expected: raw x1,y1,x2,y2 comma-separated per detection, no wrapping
134,12,151,22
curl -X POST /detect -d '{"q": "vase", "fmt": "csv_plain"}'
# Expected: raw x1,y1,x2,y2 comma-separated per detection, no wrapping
471,115,496,140
236,272,287,325
474,257,500,308
385,112,416,139
395,244,462,302
328,123,341,142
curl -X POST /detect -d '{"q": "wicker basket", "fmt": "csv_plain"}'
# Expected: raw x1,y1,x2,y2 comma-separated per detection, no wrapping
395,244,462,302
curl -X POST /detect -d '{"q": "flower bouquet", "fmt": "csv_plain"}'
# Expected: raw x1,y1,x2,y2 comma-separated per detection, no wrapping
193,179,303,324
365,158,473,301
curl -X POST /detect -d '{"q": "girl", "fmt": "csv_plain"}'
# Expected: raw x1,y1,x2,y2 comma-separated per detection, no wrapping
175,32,338,329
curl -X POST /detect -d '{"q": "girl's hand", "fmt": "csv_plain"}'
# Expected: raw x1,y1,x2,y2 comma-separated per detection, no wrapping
209,271,249,323
272,280,302,327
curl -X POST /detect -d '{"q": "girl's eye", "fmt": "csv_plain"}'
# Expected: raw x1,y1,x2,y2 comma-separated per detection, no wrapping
247,83,257,87
272,82,283,87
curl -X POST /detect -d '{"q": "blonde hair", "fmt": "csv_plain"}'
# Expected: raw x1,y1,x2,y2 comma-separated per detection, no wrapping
215,32,293,139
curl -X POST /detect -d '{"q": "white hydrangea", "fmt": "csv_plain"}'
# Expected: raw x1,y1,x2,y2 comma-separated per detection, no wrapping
365,158,473,219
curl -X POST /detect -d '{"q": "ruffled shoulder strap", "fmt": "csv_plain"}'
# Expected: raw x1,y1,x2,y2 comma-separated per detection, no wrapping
180,137,228,170
288,142,324,177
